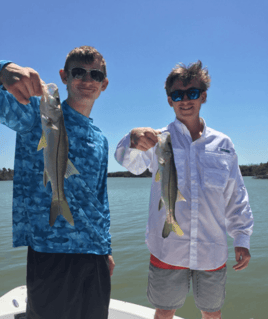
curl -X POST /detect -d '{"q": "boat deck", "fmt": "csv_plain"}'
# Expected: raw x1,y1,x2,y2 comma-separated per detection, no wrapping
0,286,184,319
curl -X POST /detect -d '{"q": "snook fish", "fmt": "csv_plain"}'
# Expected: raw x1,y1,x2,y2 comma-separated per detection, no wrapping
37,83,79,227
155,132,186,238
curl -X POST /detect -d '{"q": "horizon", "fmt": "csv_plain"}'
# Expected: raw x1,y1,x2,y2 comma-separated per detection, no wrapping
0,162,267,174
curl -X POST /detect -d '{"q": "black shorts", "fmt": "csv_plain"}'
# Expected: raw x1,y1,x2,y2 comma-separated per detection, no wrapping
26,246,111,319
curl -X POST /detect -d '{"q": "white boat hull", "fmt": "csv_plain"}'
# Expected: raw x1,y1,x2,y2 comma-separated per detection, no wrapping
0,286,183,319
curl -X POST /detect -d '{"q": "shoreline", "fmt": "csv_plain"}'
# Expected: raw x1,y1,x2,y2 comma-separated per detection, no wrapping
1,163,268,180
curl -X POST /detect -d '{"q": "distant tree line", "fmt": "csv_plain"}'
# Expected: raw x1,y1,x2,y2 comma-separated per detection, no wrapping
0,168,14,180
108,163,268,178
239,162,268,177
108,169,152,178
1,163,267,181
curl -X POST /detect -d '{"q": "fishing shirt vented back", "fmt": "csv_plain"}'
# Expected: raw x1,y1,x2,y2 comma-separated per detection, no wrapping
115,118,254,270
0,61,111,255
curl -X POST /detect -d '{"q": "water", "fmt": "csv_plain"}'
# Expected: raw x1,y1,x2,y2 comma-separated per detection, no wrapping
0,177,267,319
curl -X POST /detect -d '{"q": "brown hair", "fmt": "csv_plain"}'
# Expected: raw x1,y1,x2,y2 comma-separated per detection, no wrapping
165,60,211,96
64,46,107,77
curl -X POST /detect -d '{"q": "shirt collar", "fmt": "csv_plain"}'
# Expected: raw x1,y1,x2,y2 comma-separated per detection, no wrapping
62,100,93,127
173,117,207,140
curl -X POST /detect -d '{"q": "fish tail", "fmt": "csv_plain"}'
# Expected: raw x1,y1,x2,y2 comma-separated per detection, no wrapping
49,199,74,227
60,199,75,226
162,221,172,238
172,222,184,237
49,200,61,226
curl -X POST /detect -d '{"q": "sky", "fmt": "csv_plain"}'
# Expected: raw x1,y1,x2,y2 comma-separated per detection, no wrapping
0,0,267,172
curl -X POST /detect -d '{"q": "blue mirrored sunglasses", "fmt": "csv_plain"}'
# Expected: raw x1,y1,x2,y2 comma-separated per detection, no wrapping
69,67,105,82
170,88,203,102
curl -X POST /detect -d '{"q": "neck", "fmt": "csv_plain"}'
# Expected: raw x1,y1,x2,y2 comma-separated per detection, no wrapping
65,97,94,118
178,116,203,141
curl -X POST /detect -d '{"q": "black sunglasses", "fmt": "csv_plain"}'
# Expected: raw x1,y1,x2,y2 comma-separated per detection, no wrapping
170,88,204,102
69,67,105,82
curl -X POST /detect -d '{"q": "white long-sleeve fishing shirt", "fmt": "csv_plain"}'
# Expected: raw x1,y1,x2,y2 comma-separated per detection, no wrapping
114,118,254,270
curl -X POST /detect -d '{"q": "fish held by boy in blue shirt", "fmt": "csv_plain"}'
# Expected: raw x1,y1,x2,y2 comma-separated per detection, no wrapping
37,83,79,227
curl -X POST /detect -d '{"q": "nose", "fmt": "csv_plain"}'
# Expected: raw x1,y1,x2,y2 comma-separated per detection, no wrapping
181,93,189,102
82,72,94,82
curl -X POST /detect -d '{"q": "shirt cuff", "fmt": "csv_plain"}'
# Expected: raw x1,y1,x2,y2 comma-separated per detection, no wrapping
0,60,12,72
114,132,131,165
0,60,13,89
233,233,250,250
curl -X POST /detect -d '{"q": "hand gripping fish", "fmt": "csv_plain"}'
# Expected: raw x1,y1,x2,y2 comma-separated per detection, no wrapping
155,132,186,238
37,83,79,227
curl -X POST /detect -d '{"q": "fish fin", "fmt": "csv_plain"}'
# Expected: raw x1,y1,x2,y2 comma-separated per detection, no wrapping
50,124,59,130
171,222,184,237
49,199,74,227
65,159,80,178
43,170,50,187
46,118,59,130
176,189,186,202
158,198,165,211
37,131,47,150
155,170,161,182
162,221,172,238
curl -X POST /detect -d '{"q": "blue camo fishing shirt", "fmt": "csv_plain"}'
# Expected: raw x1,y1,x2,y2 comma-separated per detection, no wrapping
0,60,112,255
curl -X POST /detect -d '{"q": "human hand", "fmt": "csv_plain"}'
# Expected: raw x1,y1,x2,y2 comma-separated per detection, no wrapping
130,127,161,151
0,63,44,104
108,255,115,276
233,247,251,271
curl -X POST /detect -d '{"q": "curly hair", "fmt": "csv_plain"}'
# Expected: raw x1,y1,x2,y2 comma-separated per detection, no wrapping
165,60,211,96
64,46,107,78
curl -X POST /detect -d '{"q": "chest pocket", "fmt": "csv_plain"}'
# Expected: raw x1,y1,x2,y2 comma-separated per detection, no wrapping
199,151,233,190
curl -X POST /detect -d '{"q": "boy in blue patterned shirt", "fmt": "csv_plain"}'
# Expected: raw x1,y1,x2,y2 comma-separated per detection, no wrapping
0,46,115,319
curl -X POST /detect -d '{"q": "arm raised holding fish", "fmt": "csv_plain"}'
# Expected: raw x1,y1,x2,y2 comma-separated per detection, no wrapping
115,126,163,175
0,63,79,227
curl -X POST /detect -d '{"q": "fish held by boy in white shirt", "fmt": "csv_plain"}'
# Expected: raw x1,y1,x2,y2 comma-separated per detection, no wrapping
155,131,185,238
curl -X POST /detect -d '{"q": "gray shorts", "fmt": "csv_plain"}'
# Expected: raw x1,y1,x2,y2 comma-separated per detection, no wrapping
147,263,227,313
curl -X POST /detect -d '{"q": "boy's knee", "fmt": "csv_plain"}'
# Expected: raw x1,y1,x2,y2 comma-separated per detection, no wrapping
155,308,176,319
201,309,222,319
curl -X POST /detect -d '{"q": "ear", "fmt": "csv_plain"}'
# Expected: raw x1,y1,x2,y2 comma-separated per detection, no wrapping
101,78,109,92
201,91,207,103
168,96,173,107
59,69,68,84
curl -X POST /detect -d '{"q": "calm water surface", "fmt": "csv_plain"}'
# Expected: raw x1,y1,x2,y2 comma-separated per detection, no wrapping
0,177,267,319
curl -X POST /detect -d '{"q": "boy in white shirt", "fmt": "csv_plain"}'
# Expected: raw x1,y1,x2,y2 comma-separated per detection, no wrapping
114,61,253,319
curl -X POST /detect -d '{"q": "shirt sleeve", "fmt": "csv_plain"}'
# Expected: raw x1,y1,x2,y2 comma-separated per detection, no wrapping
224,152,254,250
97,137,112,255
114,132,155,175
0,60,39,133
